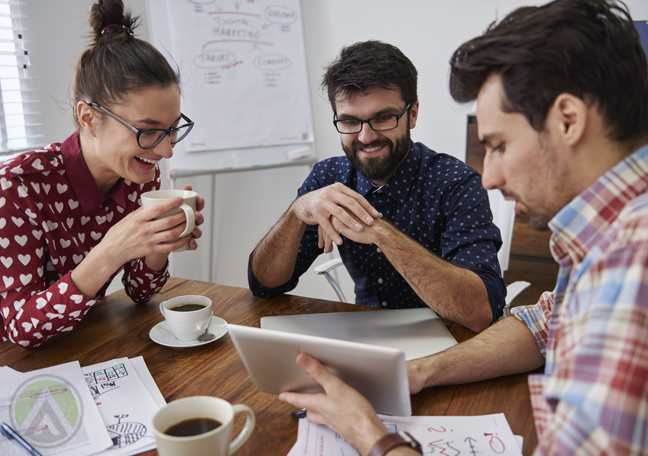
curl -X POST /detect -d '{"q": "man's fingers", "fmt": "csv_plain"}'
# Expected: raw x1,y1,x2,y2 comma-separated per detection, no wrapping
295,353,339,391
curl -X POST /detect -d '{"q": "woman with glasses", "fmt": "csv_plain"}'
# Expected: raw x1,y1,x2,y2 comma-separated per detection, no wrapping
0,0,203,348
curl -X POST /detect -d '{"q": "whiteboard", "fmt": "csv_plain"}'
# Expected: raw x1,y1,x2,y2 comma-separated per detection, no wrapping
147,0,316,176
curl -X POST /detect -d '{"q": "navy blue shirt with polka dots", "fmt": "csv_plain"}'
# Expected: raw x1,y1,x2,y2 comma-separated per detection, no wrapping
249,142,507,323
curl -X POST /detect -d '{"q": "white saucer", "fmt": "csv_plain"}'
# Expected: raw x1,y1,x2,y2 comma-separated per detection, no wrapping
149,317,228,348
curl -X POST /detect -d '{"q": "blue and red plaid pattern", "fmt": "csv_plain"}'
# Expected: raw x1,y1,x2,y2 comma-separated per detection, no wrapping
512,144,648,455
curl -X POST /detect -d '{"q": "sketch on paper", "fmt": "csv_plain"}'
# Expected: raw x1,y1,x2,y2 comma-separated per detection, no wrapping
106,414,147,449
166,0,314,152
84,363,128,398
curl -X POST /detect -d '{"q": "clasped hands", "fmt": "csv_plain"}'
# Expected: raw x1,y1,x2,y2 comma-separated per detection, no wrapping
292,183,381,253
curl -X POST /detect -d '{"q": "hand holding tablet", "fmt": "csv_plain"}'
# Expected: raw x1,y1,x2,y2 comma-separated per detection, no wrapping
227,324,411,416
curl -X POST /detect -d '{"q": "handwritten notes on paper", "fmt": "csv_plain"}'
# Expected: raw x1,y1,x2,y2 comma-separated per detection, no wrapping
0,357,165,456
165,0,314,152
289,413,523,456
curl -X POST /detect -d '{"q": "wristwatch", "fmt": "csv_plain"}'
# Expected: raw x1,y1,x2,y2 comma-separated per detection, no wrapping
367,431,423,456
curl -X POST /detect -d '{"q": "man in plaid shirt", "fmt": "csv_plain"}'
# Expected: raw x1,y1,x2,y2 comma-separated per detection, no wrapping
278,1,648,455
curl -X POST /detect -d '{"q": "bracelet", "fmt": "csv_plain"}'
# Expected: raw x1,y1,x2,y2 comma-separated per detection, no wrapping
367,431,423,456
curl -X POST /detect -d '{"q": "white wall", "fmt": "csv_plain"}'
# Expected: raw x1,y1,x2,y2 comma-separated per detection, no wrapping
24,0,648,300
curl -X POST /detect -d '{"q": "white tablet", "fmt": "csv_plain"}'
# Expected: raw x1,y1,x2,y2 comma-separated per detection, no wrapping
228,324,412,416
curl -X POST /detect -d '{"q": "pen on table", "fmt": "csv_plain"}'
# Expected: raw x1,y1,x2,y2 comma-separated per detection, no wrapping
291,408,307,419
0,422,43,456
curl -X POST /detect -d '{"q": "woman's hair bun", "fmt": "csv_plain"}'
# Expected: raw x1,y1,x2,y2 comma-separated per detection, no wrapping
89,0,139,43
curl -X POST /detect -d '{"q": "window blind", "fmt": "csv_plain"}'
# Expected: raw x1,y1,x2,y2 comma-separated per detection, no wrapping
0,1,42,155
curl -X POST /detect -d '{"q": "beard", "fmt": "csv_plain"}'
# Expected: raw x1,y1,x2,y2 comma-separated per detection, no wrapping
342,129,412,183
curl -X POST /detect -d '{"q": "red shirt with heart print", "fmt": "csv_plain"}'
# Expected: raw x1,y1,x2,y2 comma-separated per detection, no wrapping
0,132,169,348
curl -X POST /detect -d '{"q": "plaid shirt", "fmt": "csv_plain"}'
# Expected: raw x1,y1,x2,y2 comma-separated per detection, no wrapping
512,144,648,455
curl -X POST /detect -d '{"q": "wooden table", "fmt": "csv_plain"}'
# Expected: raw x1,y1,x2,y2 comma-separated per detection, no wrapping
0,278,539,455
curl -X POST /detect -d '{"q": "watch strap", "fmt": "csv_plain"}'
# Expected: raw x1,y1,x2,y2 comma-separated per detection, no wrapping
367,431,422,456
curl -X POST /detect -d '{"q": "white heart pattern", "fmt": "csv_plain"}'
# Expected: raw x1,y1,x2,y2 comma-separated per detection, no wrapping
19,274,32,285
60,239,71,249
57,183,68,194
1,178,12,190
36,297,47,309
53,304,66,314
17,254,30,266
58,282,68,294
95,215,106,225
42,183,51,194
69,199,80,210
0,238,9,249
11,216,24,227
0,197,5,207
21,322,32,332
81,216,90,225
67,218,74,229
91,232,102,241
0,218,5,229
13,299,25,311
73,254,83,264
55,202,64,213
2,276,13,287
31,182,40,194
128,191,137,202
15,235,27,246
32,158,44,170
1,256,12,268
33,229,43,240
70,294,83,304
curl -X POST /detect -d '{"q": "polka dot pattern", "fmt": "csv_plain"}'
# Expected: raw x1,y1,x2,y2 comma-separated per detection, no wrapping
249,143,506,319
0,133,169,348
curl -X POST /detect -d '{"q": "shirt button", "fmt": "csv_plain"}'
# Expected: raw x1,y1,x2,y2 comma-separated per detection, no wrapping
259,291,265,297
378,212,383,218
376,247,382,253
381,301,388,307
378,278,383,284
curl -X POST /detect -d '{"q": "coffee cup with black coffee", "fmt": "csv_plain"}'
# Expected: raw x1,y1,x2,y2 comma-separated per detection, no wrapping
159,295,212,341
152,396,255,456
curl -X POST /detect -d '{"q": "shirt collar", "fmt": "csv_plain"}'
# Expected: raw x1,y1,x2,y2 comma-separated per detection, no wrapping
61,132,127,213
355,142,419,198
548,143,648,265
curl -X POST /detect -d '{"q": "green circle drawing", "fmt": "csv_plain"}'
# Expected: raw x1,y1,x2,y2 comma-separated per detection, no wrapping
11,375,83,448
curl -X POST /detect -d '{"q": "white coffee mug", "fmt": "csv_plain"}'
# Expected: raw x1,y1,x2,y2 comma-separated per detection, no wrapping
152,396,255,456
159,295,212,341
141,189,197,252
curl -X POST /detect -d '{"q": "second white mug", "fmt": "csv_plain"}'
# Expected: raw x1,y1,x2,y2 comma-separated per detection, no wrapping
141,189,197,252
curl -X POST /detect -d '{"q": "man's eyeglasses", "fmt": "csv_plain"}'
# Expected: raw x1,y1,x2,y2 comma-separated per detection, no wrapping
333,102,412,134
88,102,194,149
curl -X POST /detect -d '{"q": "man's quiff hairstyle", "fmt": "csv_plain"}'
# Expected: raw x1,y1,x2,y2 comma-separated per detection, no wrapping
322,40,418,113
449,0,648,143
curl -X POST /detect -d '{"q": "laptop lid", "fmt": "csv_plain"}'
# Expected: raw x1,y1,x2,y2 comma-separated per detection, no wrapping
260,308,457,361
228,324,412,416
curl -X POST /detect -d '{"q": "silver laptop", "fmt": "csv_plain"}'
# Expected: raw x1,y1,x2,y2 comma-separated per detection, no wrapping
228,324,412,416
260,307,457,361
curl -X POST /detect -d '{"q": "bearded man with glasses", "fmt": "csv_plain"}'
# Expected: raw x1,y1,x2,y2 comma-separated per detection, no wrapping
248,40,505,333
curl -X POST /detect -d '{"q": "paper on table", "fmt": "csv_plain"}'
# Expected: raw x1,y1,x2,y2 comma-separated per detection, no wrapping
291,413,522,456
0,361,113,456
82,357,163,456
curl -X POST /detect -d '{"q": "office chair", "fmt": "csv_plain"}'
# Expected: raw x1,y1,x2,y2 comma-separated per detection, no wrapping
314,189,530,314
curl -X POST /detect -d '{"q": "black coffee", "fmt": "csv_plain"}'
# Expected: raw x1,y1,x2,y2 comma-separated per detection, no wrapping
170,304,206,312
164,418,221,437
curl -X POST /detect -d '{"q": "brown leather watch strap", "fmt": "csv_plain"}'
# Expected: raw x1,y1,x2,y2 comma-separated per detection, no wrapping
367,431,423,456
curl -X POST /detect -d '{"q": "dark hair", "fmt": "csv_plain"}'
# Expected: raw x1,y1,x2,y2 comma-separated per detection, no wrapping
72,0,180,126
449,0,648,143
322,40,418,113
